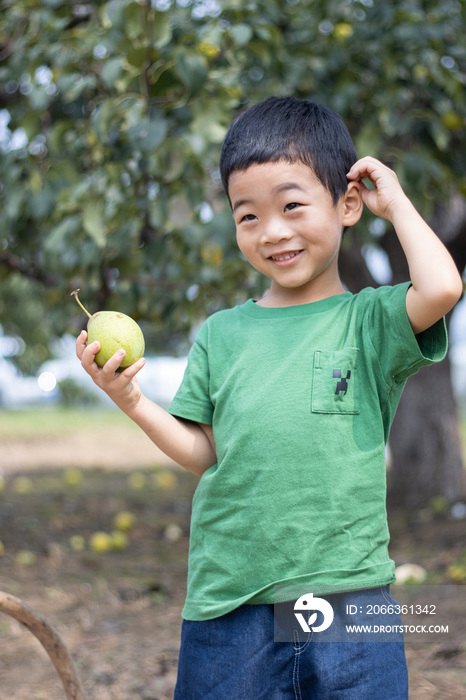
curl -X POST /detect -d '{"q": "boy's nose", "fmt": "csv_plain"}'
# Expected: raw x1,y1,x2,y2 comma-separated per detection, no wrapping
260,219,293,245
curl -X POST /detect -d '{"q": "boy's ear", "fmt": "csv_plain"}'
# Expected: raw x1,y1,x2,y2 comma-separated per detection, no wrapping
342,180,363,227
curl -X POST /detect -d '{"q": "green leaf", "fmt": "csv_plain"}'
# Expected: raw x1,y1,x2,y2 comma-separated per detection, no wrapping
162,148,185,182
124,2,144,40
191,112,227,144
175,53,208,94
103,0,127,29
127,116,167,152
48,121,73,153
101,57,123,88
82,200,106,248
430,121,450,151
150,66,182,97
28,186,55,220
230,24,253,46
126,47,150,69
153,12,172,48
168,193,193,228
44,216,80,255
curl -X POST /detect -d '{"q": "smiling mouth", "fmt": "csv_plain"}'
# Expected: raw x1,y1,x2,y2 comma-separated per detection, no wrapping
269,250,303,262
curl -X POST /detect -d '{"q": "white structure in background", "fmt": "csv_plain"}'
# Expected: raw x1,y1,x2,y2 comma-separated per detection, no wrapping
0,332,49,406
0,329,187,409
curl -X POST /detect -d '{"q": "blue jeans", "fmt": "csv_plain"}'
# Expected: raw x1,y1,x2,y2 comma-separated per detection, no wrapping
174,586,408,699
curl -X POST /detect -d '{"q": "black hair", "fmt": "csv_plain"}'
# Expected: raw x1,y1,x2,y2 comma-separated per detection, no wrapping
219,96,358,205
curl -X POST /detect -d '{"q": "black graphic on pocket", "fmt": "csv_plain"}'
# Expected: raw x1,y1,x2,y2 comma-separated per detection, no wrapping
333,369,351,396
312,349,359,414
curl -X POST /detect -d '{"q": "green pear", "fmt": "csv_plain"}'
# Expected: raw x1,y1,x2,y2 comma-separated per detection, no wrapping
71,289,145,369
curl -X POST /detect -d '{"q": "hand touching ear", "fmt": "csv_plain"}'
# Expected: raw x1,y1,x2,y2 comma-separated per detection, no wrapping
347,156,408,223
347,156,462,334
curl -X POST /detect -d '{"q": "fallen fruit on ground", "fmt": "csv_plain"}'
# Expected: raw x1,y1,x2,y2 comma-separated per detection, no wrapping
89,531,114,553
113,511,136,531
111,530,129,550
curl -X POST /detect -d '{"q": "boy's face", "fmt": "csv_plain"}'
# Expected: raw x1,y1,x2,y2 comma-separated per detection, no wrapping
229,160,361,306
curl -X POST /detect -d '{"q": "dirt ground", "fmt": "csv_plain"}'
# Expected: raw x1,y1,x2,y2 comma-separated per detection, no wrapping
0,426,465,700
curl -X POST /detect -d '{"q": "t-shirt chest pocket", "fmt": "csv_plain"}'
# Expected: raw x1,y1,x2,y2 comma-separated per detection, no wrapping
311,348,359,414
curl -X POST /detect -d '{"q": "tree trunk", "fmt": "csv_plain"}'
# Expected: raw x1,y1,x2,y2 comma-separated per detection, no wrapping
387,352,466,508
340,205,466,509
380,204,466,508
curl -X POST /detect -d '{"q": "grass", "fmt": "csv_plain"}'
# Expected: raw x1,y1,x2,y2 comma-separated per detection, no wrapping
0,406,141,440
2,405,466,463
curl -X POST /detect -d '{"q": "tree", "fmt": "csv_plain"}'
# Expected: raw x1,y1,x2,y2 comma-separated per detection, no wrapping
1,0,465,505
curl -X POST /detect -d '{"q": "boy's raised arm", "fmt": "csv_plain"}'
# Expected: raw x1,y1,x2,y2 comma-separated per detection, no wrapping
347,156,463,334
76,331,216,477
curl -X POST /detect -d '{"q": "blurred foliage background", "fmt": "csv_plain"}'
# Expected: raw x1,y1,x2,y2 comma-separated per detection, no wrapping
0,0,465,505
1,0,465,370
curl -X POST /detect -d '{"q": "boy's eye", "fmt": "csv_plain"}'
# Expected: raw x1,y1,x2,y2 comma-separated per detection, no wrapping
240,213,257,222
285,202,301,212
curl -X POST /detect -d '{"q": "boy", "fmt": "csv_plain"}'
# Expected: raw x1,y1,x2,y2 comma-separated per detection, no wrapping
77,97,462,699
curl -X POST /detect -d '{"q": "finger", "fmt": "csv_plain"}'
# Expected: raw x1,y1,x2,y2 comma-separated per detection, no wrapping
347,167,368,182
100,349,128,377
347,156,381,180
360,184,376,206
347,163,373,182
81,340,101,371
75,330,88,360
117,357,146,381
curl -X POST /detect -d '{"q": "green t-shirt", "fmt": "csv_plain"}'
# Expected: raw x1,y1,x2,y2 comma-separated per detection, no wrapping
169,283,447,621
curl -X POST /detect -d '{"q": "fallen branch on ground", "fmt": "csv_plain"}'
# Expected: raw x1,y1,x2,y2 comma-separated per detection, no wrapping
0,591,87,700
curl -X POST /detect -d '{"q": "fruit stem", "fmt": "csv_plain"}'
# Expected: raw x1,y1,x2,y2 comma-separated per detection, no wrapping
70,289,92,319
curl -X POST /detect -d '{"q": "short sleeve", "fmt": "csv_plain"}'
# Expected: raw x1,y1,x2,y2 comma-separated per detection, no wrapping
168,323,214,425
364,283,448,385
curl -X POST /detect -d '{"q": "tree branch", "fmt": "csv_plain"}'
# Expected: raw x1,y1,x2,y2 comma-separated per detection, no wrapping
118,273,183,289
0,16,29,61
141,0,154,109
0,591,87,700
0,253,58,286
